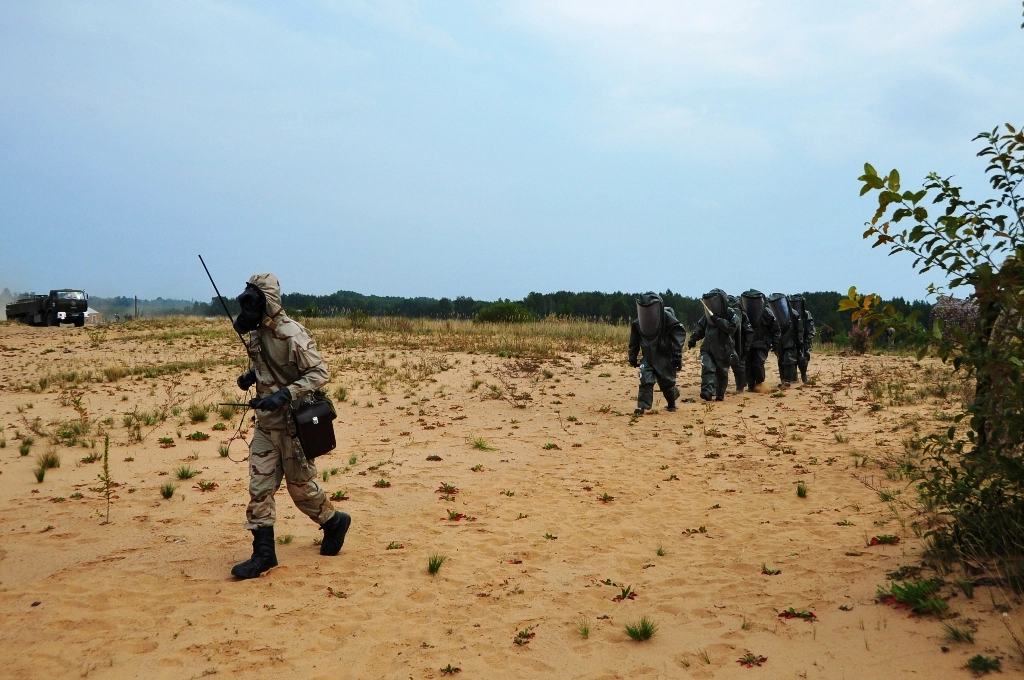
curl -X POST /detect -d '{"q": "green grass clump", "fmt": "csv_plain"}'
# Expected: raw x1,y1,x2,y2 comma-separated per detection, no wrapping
187,402,210,423
965,655,1000,674
334,386,348,402
38,450,61,470
877,579,948,615
176,466,197,480
624,616,658,641
276,534,294,545
472,437,494,451
796,480,807,498
942,621,975,644
160,483,177,499
218,444,230,457
20,441,31,456
575,614,590,639
427,552,447,575
955,578,975,599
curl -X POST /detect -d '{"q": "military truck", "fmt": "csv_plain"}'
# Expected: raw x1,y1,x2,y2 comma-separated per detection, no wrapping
6,290,89,327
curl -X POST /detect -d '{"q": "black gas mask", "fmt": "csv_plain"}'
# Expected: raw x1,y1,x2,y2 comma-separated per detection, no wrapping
233,283,266,334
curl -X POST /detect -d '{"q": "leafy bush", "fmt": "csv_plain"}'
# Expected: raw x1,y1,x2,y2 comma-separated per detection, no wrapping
852,122,1024,568
474,301,535,324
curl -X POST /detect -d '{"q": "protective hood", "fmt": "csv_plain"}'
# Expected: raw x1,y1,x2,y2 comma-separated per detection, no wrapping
635,292,663,337
701,288,727,321
234,273,284,334
741,290,766,327
768,293,790,327
247,273,284,319
788,294,806,317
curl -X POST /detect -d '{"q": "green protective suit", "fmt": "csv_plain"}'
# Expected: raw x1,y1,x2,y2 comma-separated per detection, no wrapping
628,293,686,411
797,310,815,382
745,305,781,390
241,272,337,530
775,320,799,385
688,289,739,400
728,295,752,393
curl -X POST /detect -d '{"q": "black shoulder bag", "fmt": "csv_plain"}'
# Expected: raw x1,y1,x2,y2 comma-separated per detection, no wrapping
257,337,337,460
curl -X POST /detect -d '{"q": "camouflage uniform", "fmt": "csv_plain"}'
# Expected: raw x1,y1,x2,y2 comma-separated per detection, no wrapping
242,273,336,530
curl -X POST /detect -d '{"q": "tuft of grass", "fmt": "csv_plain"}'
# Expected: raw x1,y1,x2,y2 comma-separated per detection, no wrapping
276,534,294,545
502,489,515,497
575,614,590,639
796,480,807,498
160,483,176,499
33,465,46,483
942,621,975,644
877,579,947,616
955,578,976,599
656,545,666,557
218,444,230,457
38,449,61,470
698,648,711,664
387,541,403,550
762,564,781,575
176,466,197,480
965,655,1000,674
427,552,447,575
333,386,348,402
187,402,210,423
218,404,236,420
624,616,658,641
472,437,494,451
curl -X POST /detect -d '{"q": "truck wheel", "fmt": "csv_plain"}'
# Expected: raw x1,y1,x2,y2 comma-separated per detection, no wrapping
74,318,85,328
46,312,56,327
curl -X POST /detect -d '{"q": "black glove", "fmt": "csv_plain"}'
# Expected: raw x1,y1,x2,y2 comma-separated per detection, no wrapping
687,338,697,350
672,355,682,370
249,389,292,412
629,357,638,368
237,368,257,391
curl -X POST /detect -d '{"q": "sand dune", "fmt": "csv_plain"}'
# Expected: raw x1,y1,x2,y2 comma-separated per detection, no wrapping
0,320,1020,679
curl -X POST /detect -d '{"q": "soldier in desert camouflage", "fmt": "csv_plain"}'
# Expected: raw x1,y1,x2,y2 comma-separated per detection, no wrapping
230,273,351,579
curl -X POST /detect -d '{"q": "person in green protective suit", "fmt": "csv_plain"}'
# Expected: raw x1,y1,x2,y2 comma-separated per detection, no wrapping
728,294,752,393
740,290,781,391
687,289,740,401
789,294,815,383
628,292,686,415
768,293,799,387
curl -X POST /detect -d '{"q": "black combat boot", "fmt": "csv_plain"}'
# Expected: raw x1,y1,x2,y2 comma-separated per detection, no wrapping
665,400,677,412
319,511,352,556
231,526,278,579
800,367,808,383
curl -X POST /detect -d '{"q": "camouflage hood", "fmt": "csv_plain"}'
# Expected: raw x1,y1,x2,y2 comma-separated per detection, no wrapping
247,273,284,321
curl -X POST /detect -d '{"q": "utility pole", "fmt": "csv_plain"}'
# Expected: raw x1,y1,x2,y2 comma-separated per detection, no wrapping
134,296,138,319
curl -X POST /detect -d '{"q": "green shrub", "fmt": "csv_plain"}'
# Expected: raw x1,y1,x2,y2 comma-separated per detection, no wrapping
474,301,535,324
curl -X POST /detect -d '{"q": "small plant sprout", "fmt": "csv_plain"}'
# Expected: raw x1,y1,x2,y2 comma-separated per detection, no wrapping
698,648,711,664
176,466,197,480
796,480,807,498
440,664,461,675
837,519,855,526
543,533,557,540
387,541,404,550
575,614,590,639
374,478,391,488
276,534,294,545
218,444,230,457
778,608,817,621
869,534,901,545
97,435,114,523
437,482,458,494
160,483,177,499
472,437,494,451
741,616,752,630
737,653,768,667
502,489,515,497
426,455,443,461
614,585,637,601
762,564,781,575
513,627,536,646
427,552,447,575
186,431,209,441
656,545,666,557
195,480,218,491
331,490,349,501
543,443,559,450
598,492,615,503
624,616,657,641
471,464,484,472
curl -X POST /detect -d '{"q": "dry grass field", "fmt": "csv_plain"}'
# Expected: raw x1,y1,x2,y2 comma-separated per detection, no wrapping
0,317,1021,679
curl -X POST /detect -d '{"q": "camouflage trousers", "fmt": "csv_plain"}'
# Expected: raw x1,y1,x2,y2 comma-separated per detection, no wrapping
245,426,336,530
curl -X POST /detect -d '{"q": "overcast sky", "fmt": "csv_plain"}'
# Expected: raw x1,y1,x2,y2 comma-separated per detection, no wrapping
1,1,1022,302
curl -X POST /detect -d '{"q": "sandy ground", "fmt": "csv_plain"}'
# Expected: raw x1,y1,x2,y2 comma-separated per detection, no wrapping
0,320,1021,679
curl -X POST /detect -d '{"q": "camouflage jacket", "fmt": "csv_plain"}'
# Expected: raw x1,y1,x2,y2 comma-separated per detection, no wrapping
244,273,329,430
